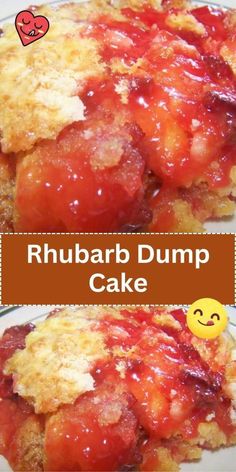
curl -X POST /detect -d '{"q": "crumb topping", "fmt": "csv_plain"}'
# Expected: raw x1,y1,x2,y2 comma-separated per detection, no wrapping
5,309,108,413
0,10,105,153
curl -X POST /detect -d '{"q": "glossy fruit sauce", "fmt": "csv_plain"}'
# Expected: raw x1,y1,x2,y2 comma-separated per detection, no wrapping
0,308,235,471
14,4,236,231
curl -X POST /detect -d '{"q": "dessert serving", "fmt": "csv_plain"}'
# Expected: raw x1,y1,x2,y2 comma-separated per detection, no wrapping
0,0,236,232
0,306,235,471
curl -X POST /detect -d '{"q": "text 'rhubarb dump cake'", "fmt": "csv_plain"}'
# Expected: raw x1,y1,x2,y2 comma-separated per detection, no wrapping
0,0,236,232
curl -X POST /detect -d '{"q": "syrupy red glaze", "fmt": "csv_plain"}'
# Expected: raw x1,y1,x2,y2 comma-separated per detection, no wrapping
0,309,235,471
44,383,139,471
14,3,236,232
15,84,150,232
123,5,229,50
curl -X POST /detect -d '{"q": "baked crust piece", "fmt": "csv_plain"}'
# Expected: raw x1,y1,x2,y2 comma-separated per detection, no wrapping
0,0,236,232
0,306,236,471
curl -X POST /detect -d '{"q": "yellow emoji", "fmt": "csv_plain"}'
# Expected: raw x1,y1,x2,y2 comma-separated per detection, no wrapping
186,298,228,339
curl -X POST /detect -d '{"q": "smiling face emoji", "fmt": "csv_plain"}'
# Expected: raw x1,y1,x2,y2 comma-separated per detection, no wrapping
15,11,49,47
186,298,228,339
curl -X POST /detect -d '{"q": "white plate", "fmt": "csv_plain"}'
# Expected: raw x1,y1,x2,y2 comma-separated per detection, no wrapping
0,305,235,472
0,0,235,231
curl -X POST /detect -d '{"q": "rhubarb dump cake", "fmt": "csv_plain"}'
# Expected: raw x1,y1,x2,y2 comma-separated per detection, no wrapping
0,306,235,471
0,0,236,232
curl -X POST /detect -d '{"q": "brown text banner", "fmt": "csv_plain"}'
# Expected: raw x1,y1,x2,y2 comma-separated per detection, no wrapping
1,234,235,305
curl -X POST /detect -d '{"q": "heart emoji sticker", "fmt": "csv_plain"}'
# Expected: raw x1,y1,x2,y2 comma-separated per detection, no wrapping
15,10,50,46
